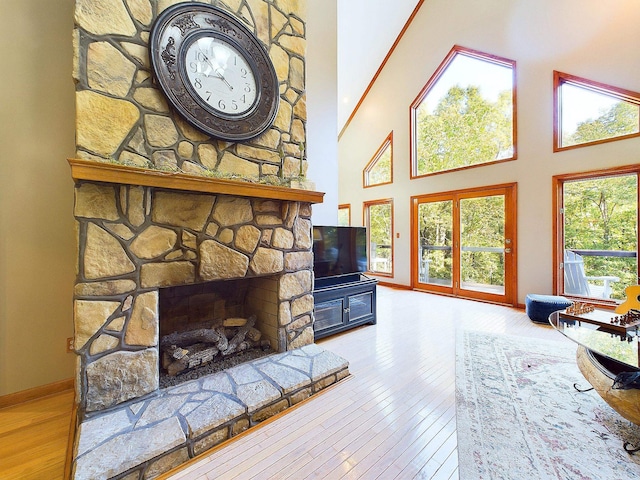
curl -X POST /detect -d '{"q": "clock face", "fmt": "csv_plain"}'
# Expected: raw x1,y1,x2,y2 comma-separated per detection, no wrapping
149,3,279,141
183,35,258,117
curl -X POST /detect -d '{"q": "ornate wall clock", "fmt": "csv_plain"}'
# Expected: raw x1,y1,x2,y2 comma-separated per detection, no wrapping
150,3,280,142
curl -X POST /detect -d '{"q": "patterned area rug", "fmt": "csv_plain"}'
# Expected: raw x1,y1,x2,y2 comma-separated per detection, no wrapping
456,330,640,479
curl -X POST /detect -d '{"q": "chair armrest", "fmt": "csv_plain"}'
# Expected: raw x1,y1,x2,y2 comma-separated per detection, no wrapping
586,276,620,282
586,275,620,299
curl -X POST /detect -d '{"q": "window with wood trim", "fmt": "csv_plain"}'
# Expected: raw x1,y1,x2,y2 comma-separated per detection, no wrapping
364,199,394,276
410,45,516,177
554,71,640,151
554,166,639,303
338,204,351,226
364,132,393,187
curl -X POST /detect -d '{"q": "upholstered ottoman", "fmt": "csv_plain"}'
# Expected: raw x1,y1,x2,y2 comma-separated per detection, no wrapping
525,294,572,324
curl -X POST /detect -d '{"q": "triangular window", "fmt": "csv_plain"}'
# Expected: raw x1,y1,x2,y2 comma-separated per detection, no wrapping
364,133,393,187
554,71,640,151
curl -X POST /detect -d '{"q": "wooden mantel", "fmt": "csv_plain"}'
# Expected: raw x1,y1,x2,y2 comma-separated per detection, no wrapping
68,158,325,204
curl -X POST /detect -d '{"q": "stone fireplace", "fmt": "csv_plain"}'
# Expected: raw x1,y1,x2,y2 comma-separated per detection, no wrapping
68,1,349,478
73,178,319,414
69,168,348,478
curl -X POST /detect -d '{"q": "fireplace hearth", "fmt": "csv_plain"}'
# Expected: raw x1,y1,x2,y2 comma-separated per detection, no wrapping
69,162,349,479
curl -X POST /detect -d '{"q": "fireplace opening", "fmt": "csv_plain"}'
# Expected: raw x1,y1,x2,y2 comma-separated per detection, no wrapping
158,276,280,388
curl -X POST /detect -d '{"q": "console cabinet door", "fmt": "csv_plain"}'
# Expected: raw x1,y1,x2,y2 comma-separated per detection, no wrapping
314,298,346,332
347,292,373,323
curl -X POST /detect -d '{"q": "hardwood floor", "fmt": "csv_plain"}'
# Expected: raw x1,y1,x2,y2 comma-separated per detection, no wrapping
0,287,570,479
163,287,569,480
0,389,74,480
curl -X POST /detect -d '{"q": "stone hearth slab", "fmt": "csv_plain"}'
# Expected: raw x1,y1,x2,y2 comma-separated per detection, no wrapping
72,344,349,479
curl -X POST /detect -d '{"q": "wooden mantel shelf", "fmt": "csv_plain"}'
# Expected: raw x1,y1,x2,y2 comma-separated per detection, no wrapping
68,158,324,204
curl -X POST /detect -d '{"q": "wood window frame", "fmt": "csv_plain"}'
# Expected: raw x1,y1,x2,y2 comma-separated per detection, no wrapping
363,131,393,188
411,182,517,306
409,45,518,179
552,164,640,307
553,71,640,152
338,203,351,226
363,198,394,278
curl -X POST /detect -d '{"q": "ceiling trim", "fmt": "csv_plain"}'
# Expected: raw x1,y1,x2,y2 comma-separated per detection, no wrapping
338,0,425,140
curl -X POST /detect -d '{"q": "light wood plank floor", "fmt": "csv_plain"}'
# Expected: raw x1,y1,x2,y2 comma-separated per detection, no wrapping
164,287,570,480
0,389,74,480
0,288,570,479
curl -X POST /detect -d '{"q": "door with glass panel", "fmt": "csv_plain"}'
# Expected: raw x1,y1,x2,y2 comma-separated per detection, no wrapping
412,184,516,305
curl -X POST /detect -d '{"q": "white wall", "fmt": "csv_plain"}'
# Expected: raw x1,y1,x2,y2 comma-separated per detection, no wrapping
307,0,339,225
0,0,77,395
337,0,420,131
338,0,640,303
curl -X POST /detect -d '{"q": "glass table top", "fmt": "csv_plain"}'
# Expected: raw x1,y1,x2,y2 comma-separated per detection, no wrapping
549,310,640,370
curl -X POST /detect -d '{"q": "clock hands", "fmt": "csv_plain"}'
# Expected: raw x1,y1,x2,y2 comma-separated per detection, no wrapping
197,47,234,91
213,68,234,91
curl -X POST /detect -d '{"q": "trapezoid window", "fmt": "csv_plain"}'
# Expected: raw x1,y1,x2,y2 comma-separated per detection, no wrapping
364,132,393,187
410,45,516,177
554,71,640,151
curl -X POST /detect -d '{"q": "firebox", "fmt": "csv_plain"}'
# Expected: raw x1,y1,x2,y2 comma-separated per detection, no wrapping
158,276,282,388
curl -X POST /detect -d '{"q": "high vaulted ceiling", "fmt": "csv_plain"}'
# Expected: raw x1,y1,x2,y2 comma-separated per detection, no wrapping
337,0,422,132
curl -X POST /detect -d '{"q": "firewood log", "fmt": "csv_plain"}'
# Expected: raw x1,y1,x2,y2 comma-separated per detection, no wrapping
160,328,223,349
166,357,188,376
221,315,256,355
246,327,261,342
223,317,248,327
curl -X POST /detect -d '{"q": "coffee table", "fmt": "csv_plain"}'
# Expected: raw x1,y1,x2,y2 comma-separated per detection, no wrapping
549,309,640,453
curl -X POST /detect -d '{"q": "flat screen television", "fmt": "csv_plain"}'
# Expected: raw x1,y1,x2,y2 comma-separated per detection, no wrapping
312,226,367,278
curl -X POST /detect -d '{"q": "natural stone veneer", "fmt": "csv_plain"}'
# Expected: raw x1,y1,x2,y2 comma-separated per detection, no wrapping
74,181,316,413
73,0,309,182
69,1,339,478
73,345,349,479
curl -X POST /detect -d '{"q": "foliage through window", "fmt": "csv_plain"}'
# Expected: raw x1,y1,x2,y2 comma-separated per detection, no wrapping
364,132,393,187
557,169,638,301
364,200,393,275
337,204,350,226
554,71,640,151
411,46,516,177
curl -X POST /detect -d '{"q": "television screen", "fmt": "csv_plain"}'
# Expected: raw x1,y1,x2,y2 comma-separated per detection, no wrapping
312,226,367,278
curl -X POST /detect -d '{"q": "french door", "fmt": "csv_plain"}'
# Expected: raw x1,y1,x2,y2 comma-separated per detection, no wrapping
411,184,517,305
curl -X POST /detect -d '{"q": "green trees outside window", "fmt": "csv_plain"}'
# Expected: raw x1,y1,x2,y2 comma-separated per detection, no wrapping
555,71,640,151
337,205,350,226
563,174,638,300
364,133,393,187
365,200,393,275
411,46,516,177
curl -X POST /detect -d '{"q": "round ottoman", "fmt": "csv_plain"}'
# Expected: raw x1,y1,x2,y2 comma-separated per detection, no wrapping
525,294,572,324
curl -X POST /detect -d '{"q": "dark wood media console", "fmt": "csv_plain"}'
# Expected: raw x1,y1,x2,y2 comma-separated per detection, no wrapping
313,273,377,339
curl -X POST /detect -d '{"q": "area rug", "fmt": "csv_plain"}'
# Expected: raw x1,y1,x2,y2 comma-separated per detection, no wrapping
456,330,640,479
